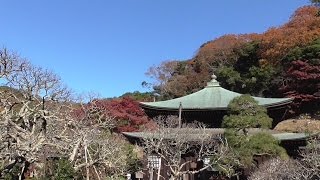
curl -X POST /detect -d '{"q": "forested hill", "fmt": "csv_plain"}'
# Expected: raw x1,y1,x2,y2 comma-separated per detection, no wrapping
146,5,320,116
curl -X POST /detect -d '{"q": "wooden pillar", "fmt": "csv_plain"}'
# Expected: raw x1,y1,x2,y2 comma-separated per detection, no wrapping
178,102,182,128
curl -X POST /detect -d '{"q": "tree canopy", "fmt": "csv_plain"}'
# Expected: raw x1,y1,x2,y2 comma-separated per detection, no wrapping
145,5,320,116
222,95,273,130
222,95,286,168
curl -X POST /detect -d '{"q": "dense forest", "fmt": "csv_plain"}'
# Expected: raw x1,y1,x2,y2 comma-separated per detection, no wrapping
0,3,320,180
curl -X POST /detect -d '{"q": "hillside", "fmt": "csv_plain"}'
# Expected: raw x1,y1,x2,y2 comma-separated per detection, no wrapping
146,5,320,117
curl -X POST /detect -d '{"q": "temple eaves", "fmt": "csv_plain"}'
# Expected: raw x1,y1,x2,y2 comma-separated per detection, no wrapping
140,73,293,111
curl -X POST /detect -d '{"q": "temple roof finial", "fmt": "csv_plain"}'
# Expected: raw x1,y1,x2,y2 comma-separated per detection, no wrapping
211,73,217,82
207,72,220,87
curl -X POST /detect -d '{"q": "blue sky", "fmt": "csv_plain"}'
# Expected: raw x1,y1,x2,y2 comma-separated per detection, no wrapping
0,0,310,97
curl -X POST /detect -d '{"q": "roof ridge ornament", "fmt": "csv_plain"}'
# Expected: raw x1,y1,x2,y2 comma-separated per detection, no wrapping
206,73,220,87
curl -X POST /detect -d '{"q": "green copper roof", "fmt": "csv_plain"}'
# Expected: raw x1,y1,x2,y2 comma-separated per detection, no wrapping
123,128,310,141
140,74,292,110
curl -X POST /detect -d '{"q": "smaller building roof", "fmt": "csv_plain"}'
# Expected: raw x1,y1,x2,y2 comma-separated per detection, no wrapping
140,74,293,111
123,128,310,142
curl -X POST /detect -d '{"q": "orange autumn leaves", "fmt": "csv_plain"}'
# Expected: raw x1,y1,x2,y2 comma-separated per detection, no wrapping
198,6,320,66
260,6,320,64
145,5,320,115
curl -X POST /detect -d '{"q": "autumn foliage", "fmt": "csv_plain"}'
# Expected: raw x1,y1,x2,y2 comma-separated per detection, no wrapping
103,97,153,132
74,97,153,132
280,60,320,114
196,34,262,66
146,5,320,115
259,6,320,64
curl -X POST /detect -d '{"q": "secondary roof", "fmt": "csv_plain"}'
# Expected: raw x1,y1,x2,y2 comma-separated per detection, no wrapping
123,128,309,142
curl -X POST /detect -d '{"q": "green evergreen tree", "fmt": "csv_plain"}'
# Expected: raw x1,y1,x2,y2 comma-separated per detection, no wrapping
222,95,287,167
53,158,75,180
222,94,272,131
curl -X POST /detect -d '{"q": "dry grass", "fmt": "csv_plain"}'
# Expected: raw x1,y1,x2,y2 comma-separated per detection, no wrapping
274,118,320,133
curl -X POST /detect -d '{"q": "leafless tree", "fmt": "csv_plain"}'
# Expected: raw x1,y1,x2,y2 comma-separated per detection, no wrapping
249,136,320,180
297,137,320,179
248,157,302,180
142,116,239,180
0,51,72,178
0,49,135,179
67,98,132,180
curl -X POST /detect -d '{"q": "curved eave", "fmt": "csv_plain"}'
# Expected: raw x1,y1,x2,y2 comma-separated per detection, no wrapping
140,103,229,111
273,133,308,141
123,129,311,142
259,98,293,108
140,98,293,112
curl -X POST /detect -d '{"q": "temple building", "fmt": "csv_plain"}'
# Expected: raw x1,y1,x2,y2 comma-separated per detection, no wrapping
140,74,293,127
123,74,310,180
124,128,309,180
